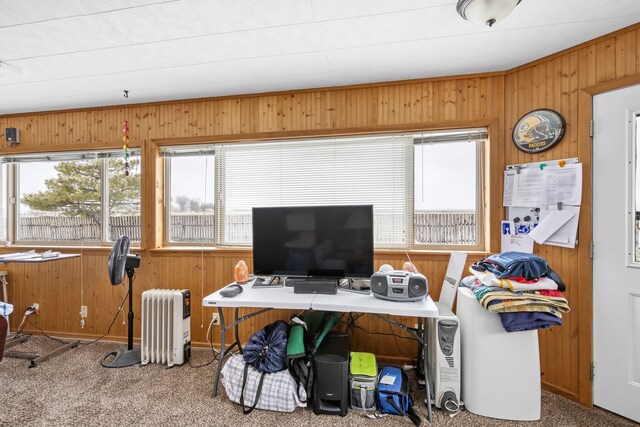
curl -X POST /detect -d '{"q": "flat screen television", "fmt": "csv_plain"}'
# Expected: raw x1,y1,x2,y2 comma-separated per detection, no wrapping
252,205,374,279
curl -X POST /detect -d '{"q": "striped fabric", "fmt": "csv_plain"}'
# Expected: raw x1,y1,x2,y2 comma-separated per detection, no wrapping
470,267,559,292
221,355,307,413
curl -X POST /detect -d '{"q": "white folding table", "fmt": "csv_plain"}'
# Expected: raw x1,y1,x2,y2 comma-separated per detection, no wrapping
203,281,439,422
1,252,81,366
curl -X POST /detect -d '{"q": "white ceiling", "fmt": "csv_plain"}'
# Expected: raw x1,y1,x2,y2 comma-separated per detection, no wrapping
0,0,639,115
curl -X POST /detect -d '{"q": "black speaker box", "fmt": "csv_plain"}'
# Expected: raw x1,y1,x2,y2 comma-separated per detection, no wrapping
5,128,19,144
313,331,350,416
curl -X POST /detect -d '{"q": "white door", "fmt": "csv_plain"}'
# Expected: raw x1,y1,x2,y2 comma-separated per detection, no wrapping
593,84,640,423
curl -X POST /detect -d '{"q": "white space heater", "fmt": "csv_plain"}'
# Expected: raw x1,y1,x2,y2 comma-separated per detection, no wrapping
141,289,191,367
427,302,461,412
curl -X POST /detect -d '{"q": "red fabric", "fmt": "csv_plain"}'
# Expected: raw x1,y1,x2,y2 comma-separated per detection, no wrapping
539,290,565,298
507,276,540,284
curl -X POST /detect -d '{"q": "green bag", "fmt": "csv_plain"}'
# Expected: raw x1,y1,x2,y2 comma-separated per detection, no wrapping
350,352,378,416
287,311,341,403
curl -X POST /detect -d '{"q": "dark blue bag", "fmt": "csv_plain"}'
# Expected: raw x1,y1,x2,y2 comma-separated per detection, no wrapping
480,251,548,281
377,366,421,426
243,320,290,373
240,320,290,414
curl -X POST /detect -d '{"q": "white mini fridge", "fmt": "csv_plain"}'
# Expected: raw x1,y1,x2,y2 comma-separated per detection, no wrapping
457,287,541,421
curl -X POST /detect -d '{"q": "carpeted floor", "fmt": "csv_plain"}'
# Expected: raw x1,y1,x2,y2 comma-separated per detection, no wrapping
0,335,635,427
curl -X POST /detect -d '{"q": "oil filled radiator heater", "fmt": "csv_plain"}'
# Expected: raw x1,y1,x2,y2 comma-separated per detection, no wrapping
141,289,191,367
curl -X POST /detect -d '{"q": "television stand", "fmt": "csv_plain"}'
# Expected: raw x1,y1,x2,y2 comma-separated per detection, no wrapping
288,277,338,295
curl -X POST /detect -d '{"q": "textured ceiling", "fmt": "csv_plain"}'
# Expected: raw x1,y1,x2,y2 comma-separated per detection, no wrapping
0,0,639,114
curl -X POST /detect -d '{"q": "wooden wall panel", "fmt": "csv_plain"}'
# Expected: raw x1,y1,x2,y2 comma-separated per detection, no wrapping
0,250,477,363
0,73,504,371
505,25,640,406
2,22,640,407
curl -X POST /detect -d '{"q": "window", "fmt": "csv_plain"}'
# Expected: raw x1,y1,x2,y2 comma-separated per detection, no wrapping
162,129,485,249
414,129,486,249
162,146,215,244
218,135,412,247
2,149,141,244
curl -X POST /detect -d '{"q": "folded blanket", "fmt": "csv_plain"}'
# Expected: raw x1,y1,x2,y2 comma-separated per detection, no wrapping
499,311,563,332
481,291,570,313
470,267,559,292
461,276,570,314
486,301,567,316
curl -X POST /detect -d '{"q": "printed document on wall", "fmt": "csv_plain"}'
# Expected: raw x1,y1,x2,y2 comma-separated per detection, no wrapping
503,168,544,207
503,163,582,207
543,163,582,206
503,169,516,206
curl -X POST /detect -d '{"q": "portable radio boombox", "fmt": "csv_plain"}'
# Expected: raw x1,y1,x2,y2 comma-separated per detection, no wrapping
370,270,428,302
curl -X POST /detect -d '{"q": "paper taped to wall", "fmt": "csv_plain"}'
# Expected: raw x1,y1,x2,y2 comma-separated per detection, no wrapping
528,210,575,244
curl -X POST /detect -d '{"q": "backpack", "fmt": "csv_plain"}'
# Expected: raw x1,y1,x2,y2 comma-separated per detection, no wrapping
377,366,421,426
286,311,340,403
239,320,290,414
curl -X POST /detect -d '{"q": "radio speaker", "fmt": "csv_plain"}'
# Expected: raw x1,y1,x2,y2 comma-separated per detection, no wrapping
408,276,428,298
370,276,387,296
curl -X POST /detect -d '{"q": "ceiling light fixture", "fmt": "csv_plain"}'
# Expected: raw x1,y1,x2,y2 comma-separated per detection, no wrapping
0,61,22,76
456,0,521,27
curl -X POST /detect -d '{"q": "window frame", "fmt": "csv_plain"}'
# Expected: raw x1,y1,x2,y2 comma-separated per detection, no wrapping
3,149,141,247
162,145,216,247
411,134,486,251
161,128,487,251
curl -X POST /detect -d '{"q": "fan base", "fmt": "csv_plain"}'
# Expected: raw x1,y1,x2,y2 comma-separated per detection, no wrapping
100,347,141,368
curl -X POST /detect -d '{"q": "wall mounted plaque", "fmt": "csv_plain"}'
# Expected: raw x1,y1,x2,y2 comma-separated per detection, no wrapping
512,109,565,153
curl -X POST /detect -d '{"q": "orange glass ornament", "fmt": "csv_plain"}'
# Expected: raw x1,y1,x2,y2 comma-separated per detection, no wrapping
234,260,249,284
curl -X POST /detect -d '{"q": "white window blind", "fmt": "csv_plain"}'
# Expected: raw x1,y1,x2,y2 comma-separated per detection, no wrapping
218,135,413,247
0,148,141,163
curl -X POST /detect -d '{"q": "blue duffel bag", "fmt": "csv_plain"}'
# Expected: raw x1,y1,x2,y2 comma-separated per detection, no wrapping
239,320,290,414
377,366,421,426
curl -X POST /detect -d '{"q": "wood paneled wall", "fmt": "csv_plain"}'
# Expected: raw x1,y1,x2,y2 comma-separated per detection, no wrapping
2,22,640,408
505,24,640,406
0,75,504,372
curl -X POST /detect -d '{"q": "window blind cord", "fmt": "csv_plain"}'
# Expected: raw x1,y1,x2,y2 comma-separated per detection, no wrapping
200,156,210,328
80,239,84,329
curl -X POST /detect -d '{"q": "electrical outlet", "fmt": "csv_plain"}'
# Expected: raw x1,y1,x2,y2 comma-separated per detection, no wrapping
32,303,39,311
80,305,88,318
212,313,220,326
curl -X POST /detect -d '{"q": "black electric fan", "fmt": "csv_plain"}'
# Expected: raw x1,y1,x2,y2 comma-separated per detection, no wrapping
101,235,142,368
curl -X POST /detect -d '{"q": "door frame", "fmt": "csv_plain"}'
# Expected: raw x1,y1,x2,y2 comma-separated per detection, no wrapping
580,74,640,407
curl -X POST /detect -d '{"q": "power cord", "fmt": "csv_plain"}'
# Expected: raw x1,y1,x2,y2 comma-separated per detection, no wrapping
187,317,220,368
342,314,417,342
82,286,130,346
10,305,67,344
26,318,66,344
10,310,32,340
386,316,416,361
